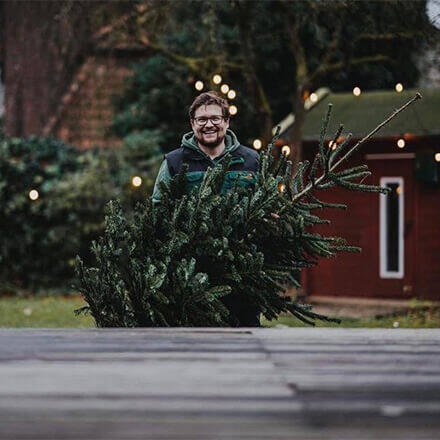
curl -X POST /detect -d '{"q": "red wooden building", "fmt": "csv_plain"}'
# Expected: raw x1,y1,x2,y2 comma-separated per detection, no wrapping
279,88,440,300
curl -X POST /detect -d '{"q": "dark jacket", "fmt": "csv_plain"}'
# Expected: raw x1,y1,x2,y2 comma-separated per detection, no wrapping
152,129,259,203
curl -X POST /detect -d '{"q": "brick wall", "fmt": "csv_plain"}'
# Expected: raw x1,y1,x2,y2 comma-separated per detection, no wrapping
53,54,140,149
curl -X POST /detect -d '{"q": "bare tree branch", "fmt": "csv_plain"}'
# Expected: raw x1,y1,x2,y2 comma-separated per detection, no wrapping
310,55,391,84
355,31,426,41
137,32,244,74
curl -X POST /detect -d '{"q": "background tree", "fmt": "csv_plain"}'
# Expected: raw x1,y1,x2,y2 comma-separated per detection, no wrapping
111,0,437,163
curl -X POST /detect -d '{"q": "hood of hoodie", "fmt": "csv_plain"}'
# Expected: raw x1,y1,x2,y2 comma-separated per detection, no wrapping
181,129,240,159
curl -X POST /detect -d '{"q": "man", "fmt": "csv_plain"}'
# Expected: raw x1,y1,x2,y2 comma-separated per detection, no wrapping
152,91,261,326
152,90,260,204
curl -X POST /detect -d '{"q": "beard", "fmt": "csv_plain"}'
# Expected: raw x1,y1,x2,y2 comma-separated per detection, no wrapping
196,129,225,148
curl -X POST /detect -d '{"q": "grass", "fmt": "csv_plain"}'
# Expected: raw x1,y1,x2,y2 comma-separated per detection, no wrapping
0,295,94,328
262,308,440,328
0,295,438,328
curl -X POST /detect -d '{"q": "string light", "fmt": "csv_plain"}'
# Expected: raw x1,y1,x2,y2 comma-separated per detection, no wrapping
397,138,405,148
29,189,39,200
435,153,440,162
328,140,337,150
227,89,236,99
212,74,222,84
131,176,142,187
281,145,290,156
195,80,204,91
220,84,229,94
253,139,262,150
229,105,238,115
310,93,318,103
278,182,286,193
395,83,403,93
396,186,402,195
353,86,361,97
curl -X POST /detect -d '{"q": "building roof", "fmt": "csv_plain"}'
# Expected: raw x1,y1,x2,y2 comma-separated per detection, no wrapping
279,88,440,141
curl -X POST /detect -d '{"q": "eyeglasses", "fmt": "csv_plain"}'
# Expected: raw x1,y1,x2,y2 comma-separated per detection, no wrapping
193,115,225,126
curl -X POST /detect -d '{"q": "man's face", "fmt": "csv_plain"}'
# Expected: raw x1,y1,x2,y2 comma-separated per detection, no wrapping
191,104,230,149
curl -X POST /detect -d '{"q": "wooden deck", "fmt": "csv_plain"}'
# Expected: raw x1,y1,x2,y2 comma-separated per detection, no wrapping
0,328,439,439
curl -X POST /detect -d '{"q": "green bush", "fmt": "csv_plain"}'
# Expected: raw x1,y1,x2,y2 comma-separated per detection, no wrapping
0,134,161,292
0,136,82,289
110,56,194,153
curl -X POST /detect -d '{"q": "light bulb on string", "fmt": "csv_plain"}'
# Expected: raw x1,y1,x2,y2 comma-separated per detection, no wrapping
397,138,405,149
29,189,39,201
278,182,286,193
220,84,229,94
195,80,204,91
131,176,142,187
353,86,361,97
229,105,237,115
435,153,440,162
212,74,222,84
253,139,262,150
328,140,337,150
310,93,318,103
281,145,290,156
227,89,236,99
395,83,403,93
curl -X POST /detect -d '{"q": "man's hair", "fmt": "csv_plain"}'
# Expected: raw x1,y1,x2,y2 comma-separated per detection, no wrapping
188,91,230,120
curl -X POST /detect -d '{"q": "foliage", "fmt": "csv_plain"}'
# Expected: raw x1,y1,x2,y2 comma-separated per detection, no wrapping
0,134,161,291
110,56,195,152
110,1,436,148
75,105,387,327
0,136,82,289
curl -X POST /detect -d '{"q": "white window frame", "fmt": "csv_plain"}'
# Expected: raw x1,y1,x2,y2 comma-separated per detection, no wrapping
379,177,404,279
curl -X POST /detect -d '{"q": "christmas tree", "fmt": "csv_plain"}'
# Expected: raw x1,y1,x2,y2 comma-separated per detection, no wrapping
75,96,420,327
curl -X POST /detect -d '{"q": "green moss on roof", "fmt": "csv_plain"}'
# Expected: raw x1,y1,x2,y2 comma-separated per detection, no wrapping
301,88,440,140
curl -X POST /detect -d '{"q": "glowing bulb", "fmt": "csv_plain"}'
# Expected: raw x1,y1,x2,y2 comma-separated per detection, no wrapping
396,186,402,195
310,92,318,103
220,84,229,94
435,153,440,162
281,145,290,156
253,139,262,150
397,138,405,148
132,176,142,187
395,83,403,93
29,189,39,200
227,89,236,99
328,140,337,150
212,74,222,84
195,80,204,91
278,182,286,193
353,86,361,97
229,105,237,115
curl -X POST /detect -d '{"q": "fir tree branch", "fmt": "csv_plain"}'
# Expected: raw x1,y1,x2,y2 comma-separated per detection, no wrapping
291,93,422,203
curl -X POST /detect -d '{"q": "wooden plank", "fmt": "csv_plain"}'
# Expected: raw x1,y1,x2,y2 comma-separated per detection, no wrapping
0,328,439,439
